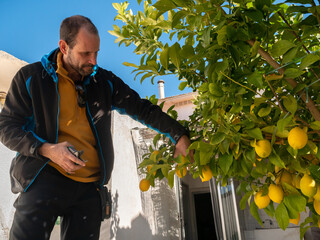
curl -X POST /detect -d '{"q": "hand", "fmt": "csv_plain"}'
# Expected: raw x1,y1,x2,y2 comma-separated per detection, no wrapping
38,141,86,174
174,135,194,163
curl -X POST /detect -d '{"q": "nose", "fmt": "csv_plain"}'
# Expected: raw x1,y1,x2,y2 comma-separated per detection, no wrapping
88,53,97,66
88,56,97,66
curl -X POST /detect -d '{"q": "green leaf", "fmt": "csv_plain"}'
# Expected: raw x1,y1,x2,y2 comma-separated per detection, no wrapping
246,128,263,140
243,9,264,23
309,165,320,183
240,192,252,210
169,42,181,68
211,132,226,145
218,153,233,174
283,194,306,216
271,40,296,58
140,72,154,83
275,202,289,230
250,40,260,57
282,95,297,114
229,104,243,114
285,0,312,3
284,68,305,78
160,47,169,70
250,201,263,226
217,26,227,46
178,81,188,91
258,106,271,117
167,170,176,188
247,71,263,89
245,148,256,162
180,45,195,59
269,152,286,168
310,121,320,130
172,10,188,27
153,0,177,12
282,47,298,63
299,54,320,70
199,142,214,165
277,115,293,132
287,5,309,14
264,203,275,218
123,62,138,68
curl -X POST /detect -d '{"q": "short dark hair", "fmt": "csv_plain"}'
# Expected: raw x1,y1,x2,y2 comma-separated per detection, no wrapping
60,15,99,48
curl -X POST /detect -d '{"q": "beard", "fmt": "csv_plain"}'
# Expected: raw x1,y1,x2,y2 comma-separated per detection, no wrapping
66,53,94,77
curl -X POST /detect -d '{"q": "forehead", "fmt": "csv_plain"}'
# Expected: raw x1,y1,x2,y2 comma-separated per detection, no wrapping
73,27,100,51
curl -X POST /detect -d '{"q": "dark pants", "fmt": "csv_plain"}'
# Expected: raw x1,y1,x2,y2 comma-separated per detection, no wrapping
10,165,102,240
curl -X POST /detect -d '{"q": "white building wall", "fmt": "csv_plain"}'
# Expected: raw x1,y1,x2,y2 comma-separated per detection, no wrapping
0,143,17,239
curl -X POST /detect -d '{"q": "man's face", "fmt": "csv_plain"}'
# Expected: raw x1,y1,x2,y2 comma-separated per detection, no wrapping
64,27,100,77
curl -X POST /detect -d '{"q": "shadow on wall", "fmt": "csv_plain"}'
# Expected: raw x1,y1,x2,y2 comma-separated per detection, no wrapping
110,190,169,240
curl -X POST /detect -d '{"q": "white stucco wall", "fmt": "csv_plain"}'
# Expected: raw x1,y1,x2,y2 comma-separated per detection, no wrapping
0,143,17,239
110,111,180,240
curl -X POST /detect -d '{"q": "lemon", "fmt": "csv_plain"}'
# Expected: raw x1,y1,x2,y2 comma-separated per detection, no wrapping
139,178,151,192
254,190,271,209
200,165,213,182
176,167,187,178
281,170,293,185
292,175,301,189
276,170,292,185
289,213,300,225
300,174,317,198
313,185,320,201
288,127,308,150
268,184,284,204
255,139,272,158
314,200,320,215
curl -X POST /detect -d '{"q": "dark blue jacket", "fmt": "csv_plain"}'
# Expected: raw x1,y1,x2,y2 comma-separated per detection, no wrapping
0,48,188,193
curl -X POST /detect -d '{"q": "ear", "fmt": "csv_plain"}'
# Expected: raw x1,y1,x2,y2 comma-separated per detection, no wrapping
59,40,68,54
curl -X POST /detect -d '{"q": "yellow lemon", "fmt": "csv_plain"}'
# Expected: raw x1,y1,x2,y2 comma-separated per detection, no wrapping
288,127,308,150
314,185,320,201
254,190,271,209
176,167,187,178
255,139,272,158
276,170,292,185
289,213,300,225
200,165,213,182
292,175,301,189
139,178,151,192
268,184,284,204
300,174,317,198
314,200,320,215
281,170,293,185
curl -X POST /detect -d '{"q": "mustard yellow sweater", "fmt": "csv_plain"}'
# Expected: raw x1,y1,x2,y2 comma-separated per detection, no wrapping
48,52,100,182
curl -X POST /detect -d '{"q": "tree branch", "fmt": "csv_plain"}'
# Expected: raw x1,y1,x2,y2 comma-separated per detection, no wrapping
247,40,320,121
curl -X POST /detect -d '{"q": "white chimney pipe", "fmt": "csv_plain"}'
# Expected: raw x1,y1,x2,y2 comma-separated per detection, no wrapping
158,80,165,99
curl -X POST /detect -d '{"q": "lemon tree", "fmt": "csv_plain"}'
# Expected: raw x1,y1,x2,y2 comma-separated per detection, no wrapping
110,0,320,237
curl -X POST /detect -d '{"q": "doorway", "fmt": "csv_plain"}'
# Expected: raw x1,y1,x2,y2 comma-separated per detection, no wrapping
194,192,217,240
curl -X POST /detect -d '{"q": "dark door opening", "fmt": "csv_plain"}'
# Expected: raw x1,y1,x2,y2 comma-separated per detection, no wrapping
194,192,217,240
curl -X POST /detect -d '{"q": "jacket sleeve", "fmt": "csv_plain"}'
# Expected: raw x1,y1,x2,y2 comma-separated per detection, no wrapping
108,72,189,144
0,67,45,158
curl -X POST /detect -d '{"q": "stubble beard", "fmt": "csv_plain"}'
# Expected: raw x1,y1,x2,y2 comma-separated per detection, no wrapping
66,54,94,78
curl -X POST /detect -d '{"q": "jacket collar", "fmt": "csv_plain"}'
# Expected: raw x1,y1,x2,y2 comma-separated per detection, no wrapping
41,48,99,84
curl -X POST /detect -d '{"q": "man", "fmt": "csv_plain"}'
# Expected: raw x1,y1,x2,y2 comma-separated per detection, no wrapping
0,15,191,240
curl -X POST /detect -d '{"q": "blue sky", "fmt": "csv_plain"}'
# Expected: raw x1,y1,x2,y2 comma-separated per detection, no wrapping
0,0,191,98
